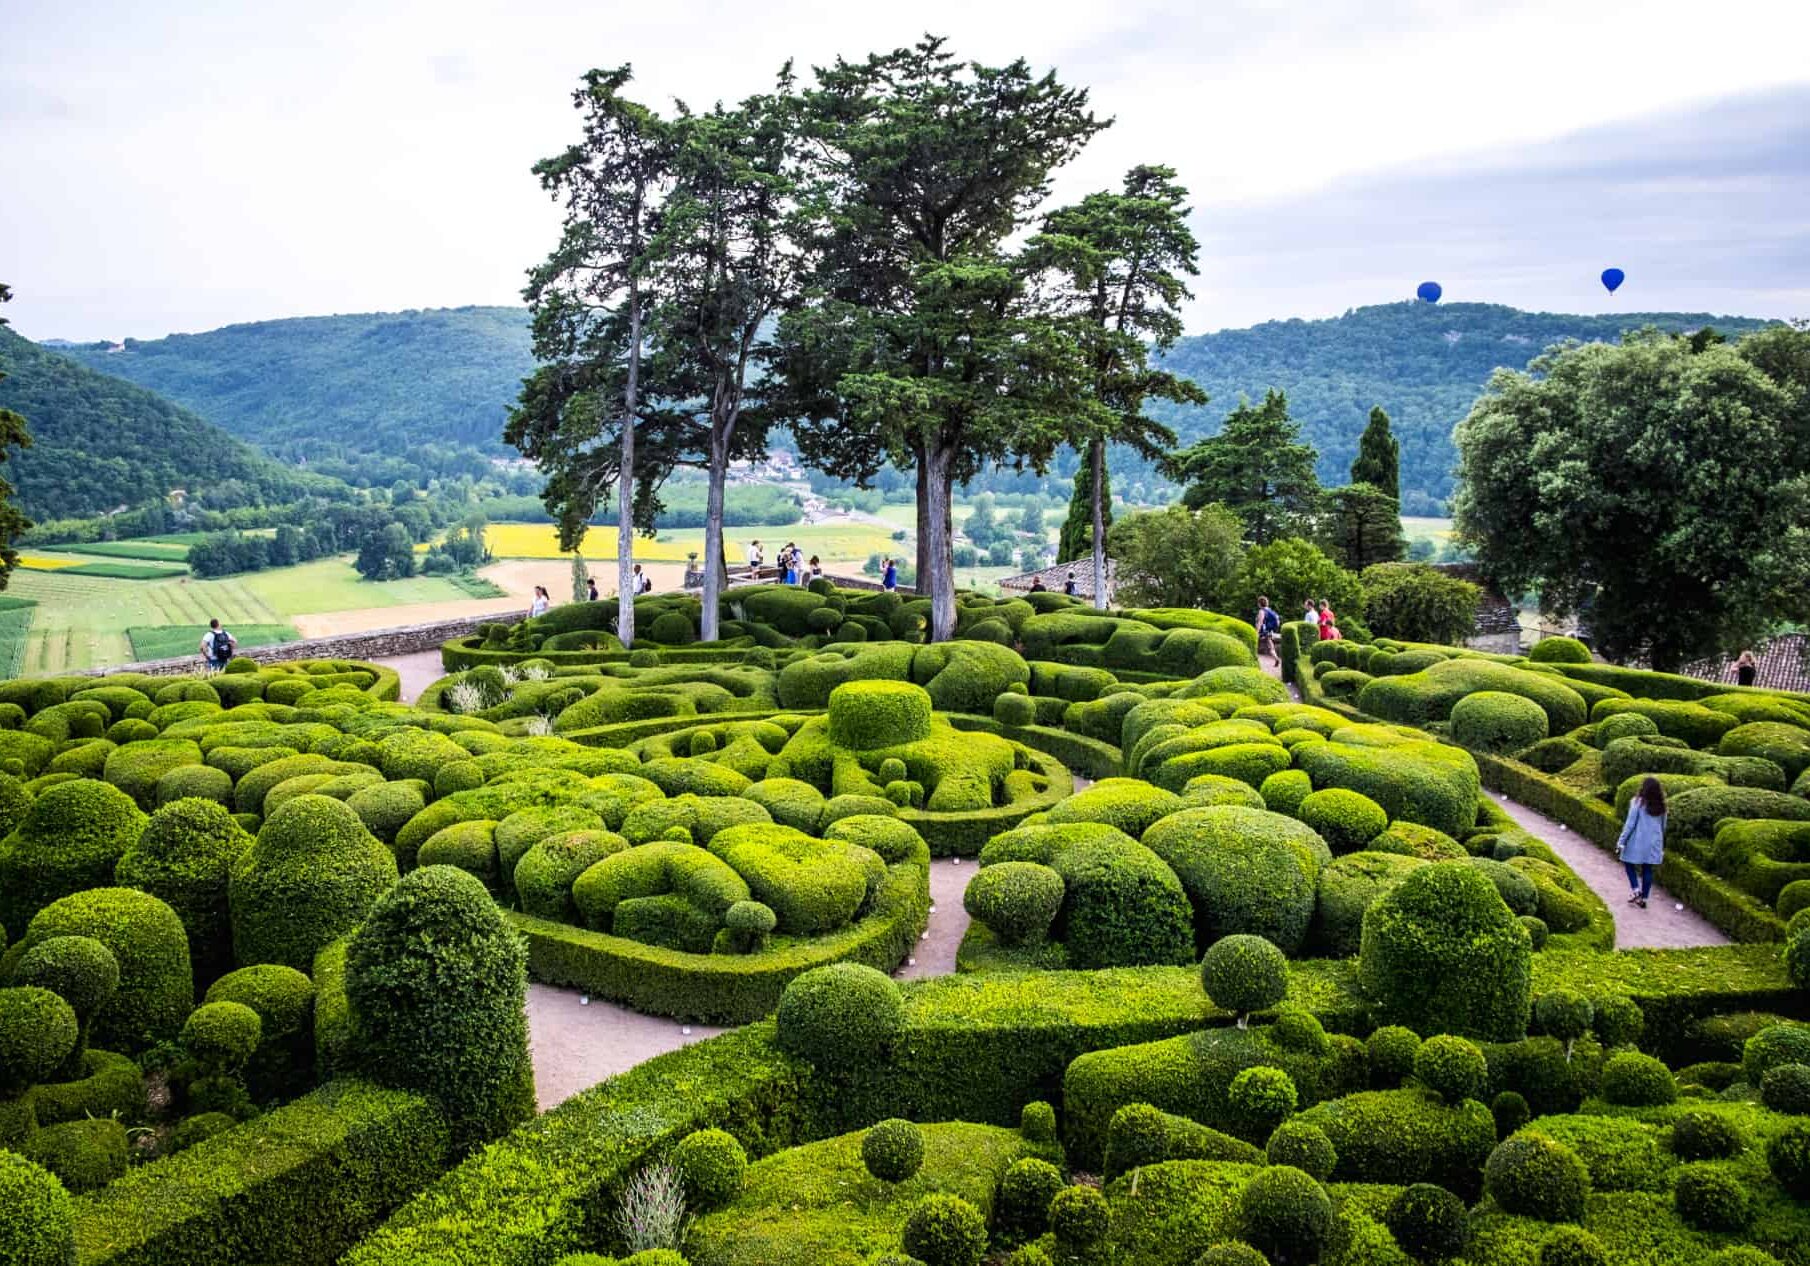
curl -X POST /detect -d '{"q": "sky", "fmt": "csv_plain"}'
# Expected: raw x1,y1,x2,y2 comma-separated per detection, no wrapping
3,0,1808,342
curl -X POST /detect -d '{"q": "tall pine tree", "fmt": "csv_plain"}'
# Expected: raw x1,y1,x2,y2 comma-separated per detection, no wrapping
0,284,33,588
1350,405,1400,500
1058,457,1110,564
1166,390,1321,545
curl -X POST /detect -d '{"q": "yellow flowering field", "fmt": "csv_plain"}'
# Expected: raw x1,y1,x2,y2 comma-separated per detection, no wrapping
478,523,743,564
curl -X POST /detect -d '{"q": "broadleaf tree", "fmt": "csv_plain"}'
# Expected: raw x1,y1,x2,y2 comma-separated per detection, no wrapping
0,285,33,587
1106,503,1244,611
1166,389,1321,545
1024,165,1206,608
1452,326,1810,669
776,37,1107,640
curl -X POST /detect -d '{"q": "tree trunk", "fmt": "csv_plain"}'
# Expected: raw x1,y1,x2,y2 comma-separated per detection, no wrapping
1090,437,1108,611
925,439,957,642
914,446,931,592
700,424,728,642
617,295,641,649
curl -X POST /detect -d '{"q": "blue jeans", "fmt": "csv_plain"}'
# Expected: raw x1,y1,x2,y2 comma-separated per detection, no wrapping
1624,862,1655,899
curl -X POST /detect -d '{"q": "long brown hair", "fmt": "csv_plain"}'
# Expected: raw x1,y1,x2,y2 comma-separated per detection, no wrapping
1637,776,1667,816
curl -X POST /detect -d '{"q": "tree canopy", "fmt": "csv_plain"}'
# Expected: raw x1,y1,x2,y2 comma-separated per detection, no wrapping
1167,389,1321,545
1350,406,1400,500
0,286,32,586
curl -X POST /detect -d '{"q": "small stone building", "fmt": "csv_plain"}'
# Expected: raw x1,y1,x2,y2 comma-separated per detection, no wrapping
1432,563,1522,655
999,559,1115,602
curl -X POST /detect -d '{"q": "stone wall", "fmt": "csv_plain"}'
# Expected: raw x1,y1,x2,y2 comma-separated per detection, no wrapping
76,615,495,679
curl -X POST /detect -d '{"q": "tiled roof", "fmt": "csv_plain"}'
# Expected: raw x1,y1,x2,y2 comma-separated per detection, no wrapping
1679,634,1810,693
998,560,1114,599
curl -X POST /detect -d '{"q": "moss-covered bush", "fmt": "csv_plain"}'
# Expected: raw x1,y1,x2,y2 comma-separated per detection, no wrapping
1670,1108,1744,1160
1238,1164,1333,1265
1199,933,1287,1022
1598,1050,1677,1106
860,1117,925,1183
230,794,399,970
1295,787,1388,854
1385,1182,1471,1262
1673,1162,1750,1231
1483,1134,1589,1221
1415,1034,1488,1103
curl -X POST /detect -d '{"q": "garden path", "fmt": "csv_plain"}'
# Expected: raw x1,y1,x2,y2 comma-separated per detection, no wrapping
385,649,447,704
1261,652,1727,950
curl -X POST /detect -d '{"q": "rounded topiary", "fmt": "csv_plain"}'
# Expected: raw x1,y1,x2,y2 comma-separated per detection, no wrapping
1519,915,1549,949
862,1118,926,1183
993,693,1036,728
115,796,253,975
181,999,261,1072
22,1116,127,1193
1670,1109,1743,1160
1762,1062,1810,1114
0,1149,75,1265
1229,1065,1298,1138
1366,1025,1421,1087
1593,711,1658,747
995,1157,1064,1246
0,986,79,1094
345,865,533,1152
1195,1246,1269,1266
1599,1050,1677,1106
1200,934,1288,1023
1745,1023,1810,1085
1768,1120,1810,1198
964,862,1063,946
1589,993,1643,1048
1532,989,1593,1052
1049,1184,1110,1254
1780,879,1810,921
900,1192,987,1266
433,760,485,798
1673,1163,1749,1231
827,681,933,750
1536,1226,1607,1266
1529,636,1591,665
1239,1164,1333,1266
230,794,398,970
1385,1182,1470,1262
1359,862,1532,1043
672,1127,746,1208
0,778,148,937
1106,1102,1172,1178
1266,1119,1337,1181
12,936,118,1066
1414,1034,1488,1104
775,963,903,1072
1270,1007,1327,1055
1483,1135,1589,1222
1451,690,1550,754
1296,787,1388,854
1695,1249,1786,1266
1020,1100,1057,1143
1260,769,1313,817
171,1111,238,1152
1786,927,1810,991
1482,1093,1529,1144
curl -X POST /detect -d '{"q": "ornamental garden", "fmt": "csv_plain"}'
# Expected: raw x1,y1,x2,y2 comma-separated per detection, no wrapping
0,582,1807,1266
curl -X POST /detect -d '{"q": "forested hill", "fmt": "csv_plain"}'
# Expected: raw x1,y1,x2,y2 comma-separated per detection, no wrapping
56,305,534,472
0,326,336,519
1153,301,1777,513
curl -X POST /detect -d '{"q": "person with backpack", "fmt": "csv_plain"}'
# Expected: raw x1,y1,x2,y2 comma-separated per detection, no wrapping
200,619,236,671
1063,572,1078,597
1616,776,1668,908
1255,596,1281,663
881,557,898,592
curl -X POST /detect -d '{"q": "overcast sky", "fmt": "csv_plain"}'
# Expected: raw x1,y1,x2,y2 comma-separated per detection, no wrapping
4,0,1807,341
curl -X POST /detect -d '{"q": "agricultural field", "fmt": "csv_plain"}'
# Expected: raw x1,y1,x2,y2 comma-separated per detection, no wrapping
29,539,193,563
125,622,298,661
0,596,36,677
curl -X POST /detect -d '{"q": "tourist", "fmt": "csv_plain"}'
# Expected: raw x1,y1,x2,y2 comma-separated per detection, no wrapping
199,618,235,671
1302,598,1318,626
529,586,550,618
1255,596,1280,663
586,577,599,602
1063,571,1077,597
1317,599,1336,642
748,539,764,577
631,565,653,595
1734,649,1758,687
1029,575,1047,593
782,543,798,585
1616,776,1667,909
806,555,822,584
881,556,898,592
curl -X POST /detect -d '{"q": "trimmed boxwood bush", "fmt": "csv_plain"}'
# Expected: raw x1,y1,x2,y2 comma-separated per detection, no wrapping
1415,1034,1488,1103
22,1115,127,1193
964,861,1063,946
0,985,79,1094
1359,862,1532,1042
0,1148,73,1265
0,778,149,937
1529,636,1592,664
182,999,262,1072
673,1127,746,1207
1484,1134,1589,1221
1670,1109,1743,1160
1761,1061,1810,1113
1451,690,1550,754
11,935,117,1075
1142,806,1329,954
1366,1025,1421,1087
345,865,534,1152
231,794,399,970
204,962,315,1046
996,1157,1063,1245
1266,1119,1337,1181
1295,787,1388,854
115,797,253,976
901,1192,987,1266
1238,1164,1333,1265
1768,1119,1810,1197
1743,1022,1810,1084
827,680,933,749
861,1117,925,1183
775,962,903,1072
1296,1088,1496,1188
1200,934,1288,1022
1673,1162,1750,1231
1229,1065,1297,1139
1050,1184,1110,1256
1598,1050,1677,1105
1536,1227,1607,1266
1046,777,1183,836
1385,1182,1471,1261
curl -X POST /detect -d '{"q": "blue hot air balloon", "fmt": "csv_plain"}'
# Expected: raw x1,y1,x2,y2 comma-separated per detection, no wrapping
1601,268,1625,294
1416,281,1442,304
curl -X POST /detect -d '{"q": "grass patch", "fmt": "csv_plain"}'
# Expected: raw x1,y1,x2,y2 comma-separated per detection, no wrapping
0,597,36,677
448,573,507,598
53,561,191,580
36,539,192,562
126,622,299,661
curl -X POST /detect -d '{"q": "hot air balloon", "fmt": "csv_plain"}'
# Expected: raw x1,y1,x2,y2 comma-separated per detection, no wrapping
1601,268,1625,295
1416,281,1442,304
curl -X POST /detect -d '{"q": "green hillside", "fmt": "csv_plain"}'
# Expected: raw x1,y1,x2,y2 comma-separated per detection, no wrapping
0,326,339,520
57,306,533,473
1153,301,1778,512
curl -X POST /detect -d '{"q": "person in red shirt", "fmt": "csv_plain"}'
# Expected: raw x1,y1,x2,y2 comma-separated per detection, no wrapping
1317,599,1337,641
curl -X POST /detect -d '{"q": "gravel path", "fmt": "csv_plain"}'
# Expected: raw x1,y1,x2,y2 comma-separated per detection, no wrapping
900,858,977,980
526,983,725,1108
382,650,448,705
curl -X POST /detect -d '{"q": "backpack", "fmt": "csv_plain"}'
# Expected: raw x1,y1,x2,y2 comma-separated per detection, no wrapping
1260,607,1280,635
211,629,233,662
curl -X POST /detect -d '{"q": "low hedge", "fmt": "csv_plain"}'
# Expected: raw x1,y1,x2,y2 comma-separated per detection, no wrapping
513,860,929,1023
72,1079,450,1266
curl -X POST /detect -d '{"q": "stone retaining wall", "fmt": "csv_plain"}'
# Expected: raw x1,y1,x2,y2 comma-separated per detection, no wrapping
76,615,494,678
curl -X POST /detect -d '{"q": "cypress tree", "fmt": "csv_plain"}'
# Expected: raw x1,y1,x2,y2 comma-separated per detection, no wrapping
1058,456,1110,564
1351,406,1400,501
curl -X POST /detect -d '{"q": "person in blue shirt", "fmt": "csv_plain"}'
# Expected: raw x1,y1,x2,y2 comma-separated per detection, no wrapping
1255,596,1281,663
1616,775,1667,908
882,557,898,592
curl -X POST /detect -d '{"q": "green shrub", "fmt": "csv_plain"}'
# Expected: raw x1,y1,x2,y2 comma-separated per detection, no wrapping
346,865,534,1152
1046,777,1182,836
22,1115,127,1193
1266,1119,1337,1181
1142,806,1328,954
828,680,934,749
1366,1025,1421,1087
1293,737,1479,838
1767,1120,1810,1198
1531,989,1593,1052
0,1149,74,1265
1451,690,1550,754
1536,1226,1607,1266
1021,1100,1057,1142
1491,1090,1530,1139
1529,636,1591,664
1050,1184,1109,1256
1598,1050,1676,1106
1195,1246,1268,1266
12,935,117,1075
0,778,149,937
1761,1062,1810,1113
230,794,399,970
156,763,234,807
775,962,903,1072
672,1127,746,1208
1238,1164,1333,1266
1483,1134,1589,1221
516,830,627,923
1358,658,1587,732
1673,1162,1749,1231
1296,1088,1497,1188
418,819,501,890
1415,1034,1488,1103
964,862,1063,946
182,999,262,1072
0,985,79,1093
1359,862,1531,1042
1591,697,1739,747
1669,1109,1743,1160
115,797,253,975
861,1117,925,1183
1385,1182,1470,1262
1465,857,1539,916
1229,1065,1297,1139
204,962,314,1046
1295,787,1388,854
900,1192,986,1266
995,1157,1063,1246
1743,1022,1810,1084
1200,934,1287,1021
993,693,1036,727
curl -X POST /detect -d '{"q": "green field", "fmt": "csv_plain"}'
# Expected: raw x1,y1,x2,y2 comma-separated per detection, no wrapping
36,540,193,563
4,557,489,674
0,597,37,678
126,623,299,661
